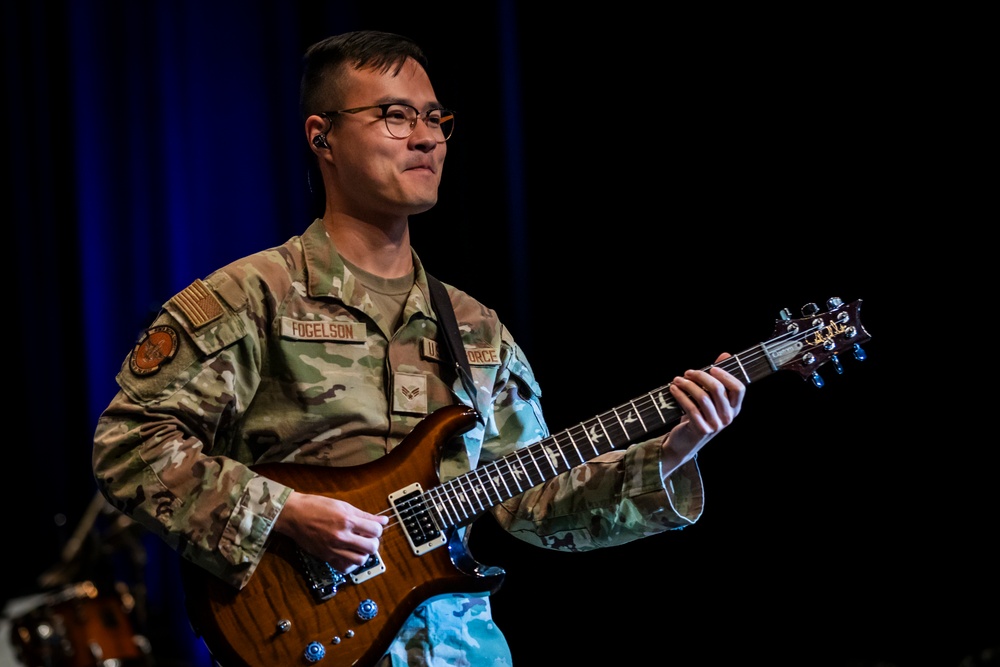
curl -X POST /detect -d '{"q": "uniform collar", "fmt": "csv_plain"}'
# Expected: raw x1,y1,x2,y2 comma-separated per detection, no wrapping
300,218,435,320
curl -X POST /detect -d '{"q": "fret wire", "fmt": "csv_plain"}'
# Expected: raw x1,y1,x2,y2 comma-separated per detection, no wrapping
563,430,584,466
610,407,627,441
539,439,561,475
489,460,513,497
647,388,666,423
625,400,647,438
642,390,673,433
555,432,580,468
523,446,545,486
631,395,653,432
471,467,498,506
480,462,503,502
594,414,613,451
459,472,486,513
651,387,672,422
446,481,466,520
505,454,526,492
462,475,482,514
731,353,750,384
579,421,599,456
441,480,467,522
425,487,454,526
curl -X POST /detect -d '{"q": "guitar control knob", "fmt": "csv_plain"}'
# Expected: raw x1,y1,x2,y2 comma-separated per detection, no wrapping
357,599,379,621
304,641,326,662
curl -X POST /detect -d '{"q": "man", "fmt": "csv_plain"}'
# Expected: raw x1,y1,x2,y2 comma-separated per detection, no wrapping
93,30,745,666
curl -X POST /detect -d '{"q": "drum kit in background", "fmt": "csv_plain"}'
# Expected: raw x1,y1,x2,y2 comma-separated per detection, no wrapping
4,494,154,667
7,580,151,667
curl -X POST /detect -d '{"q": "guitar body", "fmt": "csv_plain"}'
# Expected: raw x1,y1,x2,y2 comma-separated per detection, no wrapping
180,405,503,667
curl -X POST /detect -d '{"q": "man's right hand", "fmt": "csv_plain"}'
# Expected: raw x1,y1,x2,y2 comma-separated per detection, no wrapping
274,491,389,572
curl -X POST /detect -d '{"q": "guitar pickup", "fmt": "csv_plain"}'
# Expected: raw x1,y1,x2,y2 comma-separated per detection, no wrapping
349,552,386,584
389,483,447,556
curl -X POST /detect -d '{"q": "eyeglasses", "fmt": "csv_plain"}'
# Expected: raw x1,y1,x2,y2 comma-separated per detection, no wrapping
322,103,455,143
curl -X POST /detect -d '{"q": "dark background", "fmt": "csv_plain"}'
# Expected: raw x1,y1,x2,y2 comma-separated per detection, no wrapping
3,2,993,667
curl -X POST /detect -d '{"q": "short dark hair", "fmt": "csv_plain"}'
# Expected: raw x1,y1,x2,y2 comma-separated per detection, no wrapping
300,30,429,119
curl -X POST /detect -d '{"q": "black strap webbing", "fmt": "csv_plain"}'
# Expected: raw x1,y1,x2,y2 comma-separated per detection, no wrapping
427,274,484,425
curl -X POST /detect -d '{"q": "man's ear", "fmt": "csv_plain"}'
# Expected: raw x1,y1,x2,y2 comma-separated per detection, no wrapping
306,115,330,154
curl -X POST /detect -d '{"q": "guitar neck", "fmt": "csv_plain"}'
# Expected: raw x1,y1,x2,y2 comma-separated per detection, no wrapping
427,298,866,530
426,347,778,530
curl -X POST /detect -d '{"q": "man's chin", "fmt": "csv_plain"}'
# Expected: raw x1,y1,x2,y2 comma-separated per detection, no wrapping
408,196,439,215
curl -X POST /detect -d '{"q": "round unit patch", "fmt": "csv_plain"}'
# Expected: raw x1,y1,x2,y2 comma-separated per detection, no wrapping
130,325,179,376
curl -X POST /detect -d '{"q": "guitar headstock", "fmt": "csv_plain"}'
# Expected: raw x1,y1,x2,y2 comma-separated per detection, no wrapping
767,297,871,387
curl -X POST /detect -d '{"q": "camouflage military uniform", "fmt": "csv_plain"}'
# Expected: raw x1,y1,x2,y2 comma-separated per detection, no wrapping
93,219,704,666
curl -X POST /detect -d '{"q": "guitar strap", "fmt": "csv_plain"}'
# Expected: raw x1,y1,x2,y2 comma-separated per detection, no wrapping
426,273,485,426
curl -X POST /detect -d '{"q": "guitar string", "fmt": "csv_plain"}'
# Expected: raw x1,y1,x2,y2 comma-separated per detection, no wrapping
376,315,845,535
374,312,857,537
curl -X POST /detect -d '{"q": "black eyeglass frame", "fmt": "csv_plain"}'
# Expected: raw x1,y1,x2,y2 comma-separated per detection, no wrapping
320,103,455,142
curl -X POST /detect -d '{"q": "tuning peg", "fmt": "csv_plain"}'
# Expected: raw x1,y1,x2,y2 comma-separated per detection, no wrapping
831,354,843,374
779,307,793,321
810,372,825,388
801,302,819,317
826,297,843,310
853,343,867,361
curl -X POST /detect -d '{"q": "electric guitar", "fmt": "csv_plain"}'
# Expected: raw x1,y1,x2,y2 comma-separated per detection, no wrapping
180,297,871,667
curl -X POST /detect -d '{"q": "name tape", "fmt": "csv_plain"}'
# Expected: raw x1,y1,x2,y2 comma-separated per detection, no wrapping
281,317,367,342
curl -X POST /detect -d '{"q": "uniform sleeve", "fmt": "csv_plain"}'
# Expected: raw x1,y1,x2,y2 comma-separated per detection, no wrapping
485,329,704,551
92,275,292,590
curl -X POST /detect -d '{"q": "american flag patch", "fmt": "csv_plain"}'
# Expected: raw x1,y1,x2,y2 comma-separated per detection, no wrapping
172,279,224,328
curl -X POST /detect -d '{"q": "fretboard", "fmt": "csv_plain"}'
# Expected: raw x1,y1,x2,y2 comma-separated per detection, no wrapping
423,341,787,530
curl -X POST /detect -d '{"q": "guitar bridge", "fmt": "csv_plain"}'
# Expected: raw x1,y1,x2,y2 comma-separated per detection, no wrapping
296,548,347,601
294,549,385,601
389,483,447,555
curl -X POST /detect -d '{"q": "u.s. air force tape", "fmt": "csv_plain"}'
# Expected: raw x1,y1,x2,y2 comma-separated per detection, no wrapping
421,338,500,365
